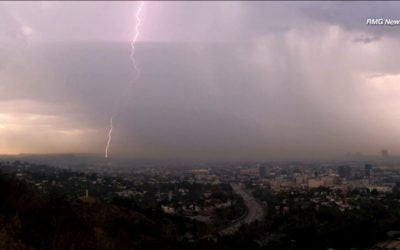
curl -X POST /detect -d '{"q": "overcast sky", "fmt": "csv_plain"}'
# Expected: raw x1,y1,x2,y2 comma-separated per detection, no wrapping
1,1,400,160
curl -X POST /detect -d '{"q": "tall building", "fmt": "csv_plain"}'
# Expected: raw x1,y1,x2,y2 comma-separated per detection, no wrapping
365,164,373,178
337,165,351,179
259,166,268,178
382,149,389,157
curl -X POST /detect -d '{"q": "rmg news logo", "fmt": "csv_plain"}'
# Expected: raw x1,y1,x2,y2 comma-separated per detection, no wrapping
366,18,400,25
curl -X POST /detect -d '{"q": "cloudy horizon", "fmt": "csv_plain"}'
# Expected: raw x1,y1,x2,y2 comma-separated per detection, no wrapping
1,1,400,161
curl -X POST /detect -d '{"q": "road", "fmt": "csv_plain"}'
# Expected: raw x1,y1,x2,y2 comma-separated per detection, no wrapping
218,183,264,235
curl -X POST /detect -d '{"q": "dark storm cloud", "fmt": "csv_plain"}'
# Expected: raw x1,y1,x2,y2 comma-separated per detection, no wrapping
352,36,380,44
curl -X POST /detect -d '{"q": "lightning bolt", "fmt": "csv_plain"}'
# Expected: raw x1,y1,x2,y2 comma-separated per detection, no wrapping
105,1,145,159
130,0,145,78
105,117,113,158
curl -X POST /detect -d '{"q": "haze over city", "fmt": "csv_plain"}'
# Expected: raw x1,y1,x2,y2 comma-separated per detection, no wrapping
1,1,400,160
4,2,400,250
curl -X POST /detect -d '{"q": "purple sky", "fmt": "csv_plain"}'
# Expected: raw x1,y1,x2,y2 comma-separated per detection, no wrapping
1,1,400,160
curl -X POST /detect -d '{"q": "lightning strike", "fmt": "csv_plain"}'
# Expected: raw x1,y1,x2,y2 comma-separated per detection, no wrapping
105,117,113,158
130,0,145,77
105,1,145,158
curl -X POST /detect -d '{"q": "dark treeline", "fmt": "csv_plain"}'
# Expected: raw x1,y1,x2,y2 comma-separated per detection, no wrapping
0,173,209,249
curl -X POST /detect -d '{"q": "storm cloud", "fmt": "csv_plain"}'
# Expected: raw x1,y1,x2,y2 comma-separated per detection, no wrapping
0,1,400,160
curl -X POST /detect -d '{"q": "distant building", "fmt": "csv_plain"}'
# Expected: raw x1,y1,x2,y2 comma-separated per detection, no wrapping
365,164,373,178
321,176,337,187
79,189,96,204
294,174,307,185
307,178,324,188
382,149,389,157
337,165,351,179
239,168,259,176
259,166,268,178
161,205,175,214
191,169,209,175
